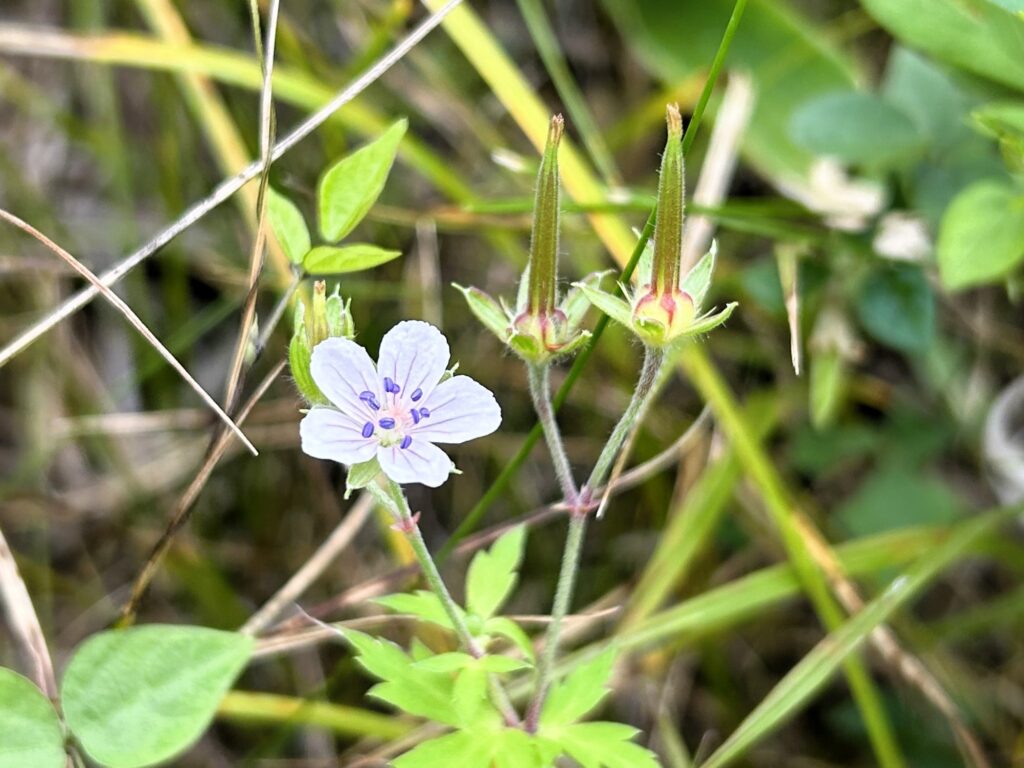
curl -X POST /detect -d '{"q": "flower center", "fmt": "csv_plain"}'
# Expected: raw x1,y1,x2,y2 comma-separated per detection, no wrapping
358,387,431,449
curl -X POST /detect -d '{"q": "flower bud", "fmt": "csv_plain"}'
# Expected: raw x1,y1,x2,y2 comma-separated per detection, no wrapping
632,286,696,346
289,280,356,405
649,104,685,298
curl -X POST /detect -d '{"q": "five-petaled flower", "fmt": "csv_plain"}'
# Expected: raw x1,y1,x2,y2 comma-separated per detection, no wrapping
300,320,501,487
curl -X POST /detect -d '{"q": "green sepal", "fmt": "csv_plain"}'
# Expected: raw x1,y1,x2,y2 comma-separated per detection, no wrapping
562,270,614,329
680,241,717,309
677,302,738,340
288,327,327,405
454,283,511,341
326,290,355,339
345,457,381,498
507,331,547,362
573,283,634,329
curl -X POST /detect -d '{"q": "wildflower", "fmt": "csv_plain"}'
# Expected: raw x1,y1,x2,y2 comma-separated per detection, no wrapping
456,115,594,363
299,320,501,487
575,105,736,347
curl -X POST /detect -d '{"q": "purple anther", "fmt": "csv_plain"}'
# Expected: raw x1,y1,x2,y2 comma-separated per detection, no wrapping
383,377,400,394
418,407,430,418
411,408,421,424
359,391,381,410
410,387,423,402
361,422,374,438
400,435,413,449
379,417,396,429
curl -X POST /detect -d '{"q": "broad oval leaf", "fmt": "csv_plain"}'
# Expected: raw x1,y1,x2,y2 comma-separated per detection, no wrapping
855,265,934,354
937,180,1024,290
790,91,923,166
303,244,402,275
318,119,407,242
0,668,65,768
267,187,310,265
61,625,253,768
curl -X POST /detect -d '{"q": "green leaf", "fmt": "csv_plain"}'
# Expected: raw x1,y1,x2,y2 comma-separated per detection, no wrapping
345,457,380,497
392,730,493,768
452,667,488,725
476,655,531,674
856,265,934,354
601,0,858,177
553,721,661,768
61,625,253,768
0,669,65,768
937,180,1024,290
413,652,475,673
318,118,407,241
454,283,511,341
680,244,716,309
790,91,923,166
266,187,310,265
836,466,965,539
861,0,1024,94
573,283,633,328
699,505,1017,768
540,647,617,727
465,525,526,620
303,244,402,275
342,629,463,727
482,616,535,661
881,47,972,150
374,590,455,631
809,349,846,429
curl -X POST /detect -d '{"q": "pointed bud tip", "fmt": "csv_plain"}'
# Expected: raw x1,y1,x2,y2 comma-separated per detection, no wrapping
548,114,565,145
666,103,683,138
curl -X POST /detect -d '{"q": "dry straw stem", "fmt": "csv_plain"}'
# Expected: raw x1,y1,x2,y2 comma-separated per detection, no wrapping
0,526,57,699
0,0,465,369
119,359,285,622
0,208,257,456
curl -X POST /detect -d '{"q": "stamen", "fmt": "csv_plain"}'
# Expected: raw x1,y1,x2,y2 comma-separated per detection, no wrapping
418,407,430,419
359,391,381,410
361,422,374,438
411,408,421,424
410,387,423,402
379,417,396,429
383,377,400,394
400,435,412,449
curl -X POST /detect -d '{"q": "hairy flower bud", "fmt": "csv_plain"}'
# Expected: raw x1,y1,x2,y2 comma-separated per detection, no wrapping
289,280,356,405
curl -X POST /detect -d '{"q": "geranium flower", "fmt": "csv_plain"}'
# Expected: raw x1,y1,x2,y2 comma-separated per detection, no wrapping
300,320,501,487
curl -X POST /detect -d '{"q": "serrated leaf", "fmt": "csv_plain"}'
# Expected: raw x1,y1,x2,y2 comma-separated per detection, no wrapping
392,730,492,768
318,119,407,241
374,591,454,631
0,669,65,768
346,457,380,497
61,625,253,768
413,652,475,673
680,243,716,308
342,629,462,727
483,616,535,661
304,244,402,275
554,721,661,768
855,265,934,353
937,180,1024,290
465,525,526,620
790,90,924,166
266,187,310,265
454,283,510,341
540,647,617,726
573,284,633,328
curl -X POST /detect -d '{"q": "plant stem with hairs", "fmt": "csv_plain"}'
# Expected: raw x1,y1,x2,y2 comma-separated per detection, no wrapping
528,363,578,505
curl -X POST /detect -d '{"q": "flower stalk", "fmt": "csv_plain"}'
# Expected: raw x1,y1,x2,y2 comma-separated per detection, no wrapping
527,363,578,506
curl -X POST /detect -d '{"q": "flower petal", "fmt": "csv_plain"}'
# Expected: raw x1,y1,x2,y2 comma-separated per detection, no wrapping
377,439,453,487
376,320,450,404
300,407,377,465
413,376,501,444
310,337,381,418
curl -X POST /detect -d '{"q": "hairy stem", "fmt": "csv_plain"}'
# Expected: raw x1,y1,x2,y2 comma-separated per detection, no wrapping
368,479,521,726
525,345,666,731
527,363,578,504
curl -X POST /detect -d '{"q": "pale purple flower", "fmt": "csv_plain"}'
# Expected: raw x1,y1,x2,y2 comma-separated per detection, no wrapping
300,320,502,487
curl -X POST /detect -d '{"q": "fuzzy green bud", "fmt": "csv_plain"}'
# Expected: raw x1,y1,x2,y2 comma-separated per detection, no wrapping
289,280,356,404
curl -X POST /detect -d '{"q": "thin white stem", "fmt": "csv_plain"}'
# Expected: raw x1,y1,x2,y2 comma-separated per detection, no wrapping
0,0,464,368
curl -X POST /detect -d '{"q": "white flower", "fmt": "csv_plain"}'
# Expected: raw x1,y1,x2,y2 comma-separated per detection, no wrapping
873,211,932,262
300,321,501,487
777,157,886,232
